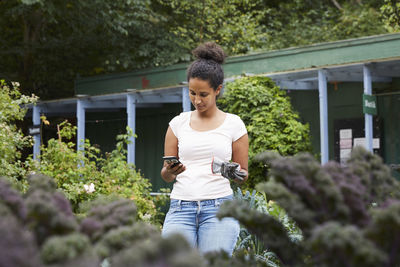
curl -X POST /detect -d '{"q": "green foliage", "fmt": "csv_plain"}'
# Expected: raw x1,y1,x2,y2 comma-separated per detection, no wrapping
218,76,312,189
151,0,268,55
233,188,302,267
1,1,392,100
259,0,389,51
26,121,160,223
218,147,400,266
381,0,400,31
0,0,181,99
0,80,37,183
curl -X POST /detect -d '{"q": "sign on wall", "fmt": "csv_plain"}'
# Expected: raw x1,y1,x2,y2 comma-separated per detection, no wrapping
334,117,382,165
363,94,377,115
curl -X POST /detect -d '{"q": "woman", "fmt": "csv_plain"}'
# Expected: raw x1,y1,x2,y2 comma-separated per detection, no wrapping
161,42,249,255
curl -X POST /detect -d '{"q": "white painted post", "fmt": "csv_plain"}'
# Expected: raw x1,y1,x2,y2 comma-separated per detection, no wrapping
32,105,41,160
76,99,86,152
127,93,136,165
318,69,329,164
182,87,191,112
363,64,373,152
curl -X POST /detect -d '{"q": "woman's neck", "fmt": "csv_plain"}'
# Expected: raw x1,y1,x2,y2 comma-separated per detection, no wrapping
196,105,220,119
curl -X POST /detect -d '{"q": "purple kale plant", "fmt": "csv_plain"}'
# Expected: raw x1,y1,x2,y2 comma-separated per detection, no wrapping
110,233,206,267
0,177,27,221
40,233,99,267
80,196,137,242
218,147,400,267
0,210,41,267
0,177,41,267
25,174,79,245
94,222,160,259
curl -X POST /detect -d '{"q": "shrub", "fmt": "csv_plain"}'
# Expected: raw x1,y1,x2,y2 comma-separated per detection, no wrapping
80,197,137,242
40,233,98,266
218,147,400,267
0,174,209,267
218,76,311,189
0,79,37,186
0,204,41,267
25,174,79,245
110,234,205,267
0,173,287,267
233,188,301,266
27,121,162,223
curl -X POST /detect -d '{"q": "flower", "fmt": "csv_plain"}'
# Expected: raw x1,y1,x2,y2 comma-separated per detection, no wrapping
84,183,95,194
142,213,152,221
11,81,20,88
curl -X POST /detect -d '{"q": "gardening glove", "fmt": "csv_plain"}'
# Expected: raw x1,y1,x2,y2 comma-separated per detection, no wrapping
211,157,247,181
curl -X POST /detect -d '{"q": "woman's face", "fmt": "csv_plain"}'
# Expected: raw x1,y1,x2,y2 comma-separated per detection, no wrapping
188,78,221,113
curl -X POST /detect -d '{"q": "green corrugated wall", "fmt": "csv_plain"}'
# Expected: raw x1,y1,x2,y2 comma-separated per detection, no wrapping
289,80,400,179
85,103,182,191
85,81,400,192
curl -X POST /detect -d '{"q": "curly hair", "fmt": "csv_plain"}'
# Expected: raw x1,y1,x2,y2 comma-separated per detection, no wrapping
187,42,227,91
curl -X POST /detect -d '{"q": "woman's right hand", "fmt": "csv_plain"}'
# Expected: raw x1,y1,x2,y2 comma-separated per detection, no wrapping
161,126,185,182
164,162,186,177
161,161,186,182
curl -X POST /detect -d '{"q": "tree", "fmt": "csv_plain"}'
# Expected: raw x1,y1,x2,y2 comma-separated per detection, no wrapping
381,0,400,31
0,0,182,99
0,0,392,100
150,0,269,55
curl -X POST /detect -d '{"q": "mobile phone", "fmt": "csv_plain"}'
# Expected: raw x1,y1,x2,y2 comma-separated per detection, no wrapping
163,156,181,168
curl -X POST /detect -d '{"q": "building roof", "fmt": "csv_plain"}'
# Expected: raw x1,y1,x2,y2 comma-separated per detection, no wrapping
75,33,400,96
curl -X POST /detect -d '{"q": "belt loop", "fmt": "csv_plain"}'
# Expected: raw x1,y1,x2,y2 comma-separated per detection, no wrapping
178,200,182,210
215,198,220,207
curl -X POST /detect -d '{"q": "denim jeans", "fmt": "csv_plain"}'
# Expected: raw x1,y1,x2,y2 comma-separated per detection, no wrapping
161,195,240,255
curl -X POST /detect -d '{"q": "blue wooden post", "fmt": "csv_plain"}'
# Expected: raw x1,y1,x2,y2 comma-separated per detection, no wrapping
32,105,41,160
363,64,373,152
318,69,329,164
127,93,136,164
182,87,191,112
76,99,86,152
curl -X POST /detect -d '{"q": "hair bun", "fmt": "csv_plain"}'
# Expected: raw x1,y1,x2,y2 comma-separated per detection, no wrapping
192,42,226,64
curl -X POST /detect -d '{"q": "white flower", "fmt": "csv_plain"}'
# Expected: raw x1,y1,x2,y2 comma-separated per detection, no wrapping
142,213,152,221
11,81,20,88
84,183,95,194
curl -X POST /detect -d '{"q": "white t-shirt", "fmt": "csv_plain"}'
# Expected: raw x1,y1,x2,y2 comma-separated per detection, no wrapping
169,111,247,201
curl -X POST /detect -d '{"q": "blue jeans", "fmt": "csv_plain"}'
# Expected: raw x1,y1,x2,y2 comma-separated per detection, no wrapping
161,195,240,255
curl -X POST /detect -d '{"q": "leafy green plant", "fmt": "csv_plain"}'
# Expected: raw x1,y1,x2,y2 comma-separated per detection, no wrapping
218,76,312,189
0,79,37,186
234,188,302,267
26,121,162,224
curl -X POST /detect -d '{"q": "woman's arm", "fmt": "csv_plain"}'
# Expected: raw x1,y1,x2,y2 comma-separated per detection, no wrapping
160,126,186,183
232,134,249,183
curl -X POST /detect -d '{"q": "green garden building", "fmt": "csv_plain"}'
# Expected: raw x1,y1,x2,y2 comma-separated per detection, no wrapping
28,33,400,191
